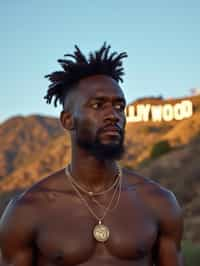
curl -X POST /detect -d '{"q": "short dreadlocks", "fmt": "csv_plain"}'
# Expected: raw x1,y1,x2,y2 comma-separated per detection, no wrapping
44,42,127,108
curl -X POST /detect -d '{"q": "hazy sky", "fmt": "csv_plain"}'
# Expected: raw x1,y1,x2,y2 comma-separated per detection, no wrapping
0,0,200,122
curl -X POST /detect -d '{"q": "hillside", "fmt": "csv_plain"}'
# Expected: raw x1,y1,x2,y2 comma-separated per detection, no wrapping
138,136,200,243
0,115,63,178
0,95,200,244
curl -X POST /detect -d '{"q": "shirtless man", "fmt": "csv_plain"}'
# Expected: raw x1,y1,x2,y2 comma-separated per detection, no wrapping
0,43,184,266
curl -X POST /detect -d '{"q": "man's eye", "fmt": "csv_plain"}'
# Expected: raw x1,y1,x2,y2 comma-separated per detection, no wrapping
115,104,125,111
91,102,101,109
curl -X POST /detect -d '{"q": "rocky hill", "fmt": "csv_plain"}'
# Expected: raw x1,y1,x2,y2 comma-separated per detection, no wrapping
0,115,63,178
0,95,200,244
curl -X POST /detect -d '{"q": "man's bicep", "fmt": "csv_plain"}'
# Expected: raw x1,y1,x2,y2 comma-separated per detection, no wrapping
1,246,33,266
154,191,184,266
0,198,35,266
155,234,184,266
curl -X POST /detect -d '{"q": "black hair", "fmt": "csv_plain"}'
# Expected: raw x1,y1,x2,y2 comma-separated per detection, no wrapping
44,42,127,107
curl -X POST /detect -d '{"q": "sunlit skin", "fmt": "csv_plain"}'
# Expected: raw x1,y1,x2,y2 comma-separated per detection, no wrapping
0,75,184,266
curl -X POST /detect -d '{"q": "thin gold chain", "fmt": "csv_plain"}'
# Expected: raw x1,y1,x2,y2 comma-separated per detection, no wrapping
65,166,122,222
91,176,122,212
67,173,121,221
66,164,121,196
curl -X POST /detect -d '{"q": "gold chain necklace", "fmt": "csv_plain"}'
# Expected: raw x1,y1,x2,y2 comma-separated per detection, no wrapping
65,165,122,242
66,164,121,196
65,164,122,214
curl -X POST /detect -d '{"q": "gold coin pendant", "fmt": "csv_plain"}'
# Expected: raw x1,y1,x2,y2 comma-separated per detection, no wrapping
93,223,110,242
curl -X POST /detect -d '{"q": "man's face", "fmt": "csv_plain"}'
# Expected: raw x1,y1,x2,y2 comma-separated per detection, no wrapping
69,75,126,160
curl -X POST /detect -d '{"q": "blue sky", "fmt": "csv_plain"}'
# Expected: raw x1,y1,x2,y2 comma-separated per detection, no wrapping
0,0,200,123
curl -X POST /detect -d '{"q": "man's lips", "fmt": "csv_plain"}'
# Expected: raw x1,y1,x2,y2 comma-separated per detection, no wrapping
100,126,122,136
102,131,120,136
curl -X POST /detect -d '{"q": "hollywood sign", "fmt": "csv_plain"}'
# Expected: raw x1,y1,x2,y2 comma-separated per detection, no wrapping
125,100,193,123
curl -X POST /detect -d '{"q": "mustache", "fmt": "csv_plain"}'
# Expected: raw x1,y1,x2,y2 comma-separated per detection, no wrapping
98,124,124,135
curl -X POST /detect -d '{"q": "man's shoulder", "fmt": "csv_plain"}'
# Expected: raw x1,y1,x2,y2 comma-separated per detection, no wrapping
123,166,163,194
0,191,37,247
0,168,66,225
0,187,38,232
23,167,67,197
123,167,183,221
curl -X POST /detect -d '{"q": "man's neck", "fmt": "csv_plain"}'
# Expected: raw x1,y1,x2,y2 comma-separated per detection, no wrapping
70,148,119,193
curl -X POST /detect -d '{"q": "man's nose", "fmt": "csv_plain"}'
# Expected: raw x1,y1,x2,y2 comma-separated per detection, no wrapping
104,106,120,122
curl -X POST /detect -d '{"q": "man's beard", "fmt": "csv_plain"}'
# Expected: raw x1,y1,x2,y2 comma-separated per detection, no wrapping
77,130,125,161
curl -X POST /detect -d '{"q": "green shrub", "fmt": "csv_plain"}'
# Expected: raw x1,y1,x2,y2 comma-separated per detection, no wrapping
150,140,171,159
182,241,200,266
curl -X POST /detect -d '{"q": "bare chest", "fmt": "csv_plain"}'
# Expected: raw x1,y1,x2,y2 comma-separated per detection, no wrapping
35,190,158,265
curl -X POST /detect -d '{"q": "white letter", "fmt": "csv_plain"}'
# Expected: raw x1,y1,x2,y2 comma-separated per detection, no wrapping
126,105,142,122
174,103,184,120
151,105,162,122
137,104,151,121
162,104,174,121
181,100,193,118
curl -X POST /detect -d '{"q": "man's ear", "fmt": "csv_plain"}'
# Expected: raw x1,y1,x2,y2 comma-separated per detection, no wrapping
60,110,74,131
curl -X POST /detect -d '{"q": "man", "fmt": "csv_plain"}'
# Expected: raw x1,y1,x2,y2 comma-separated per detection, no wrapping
0,43,184,266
